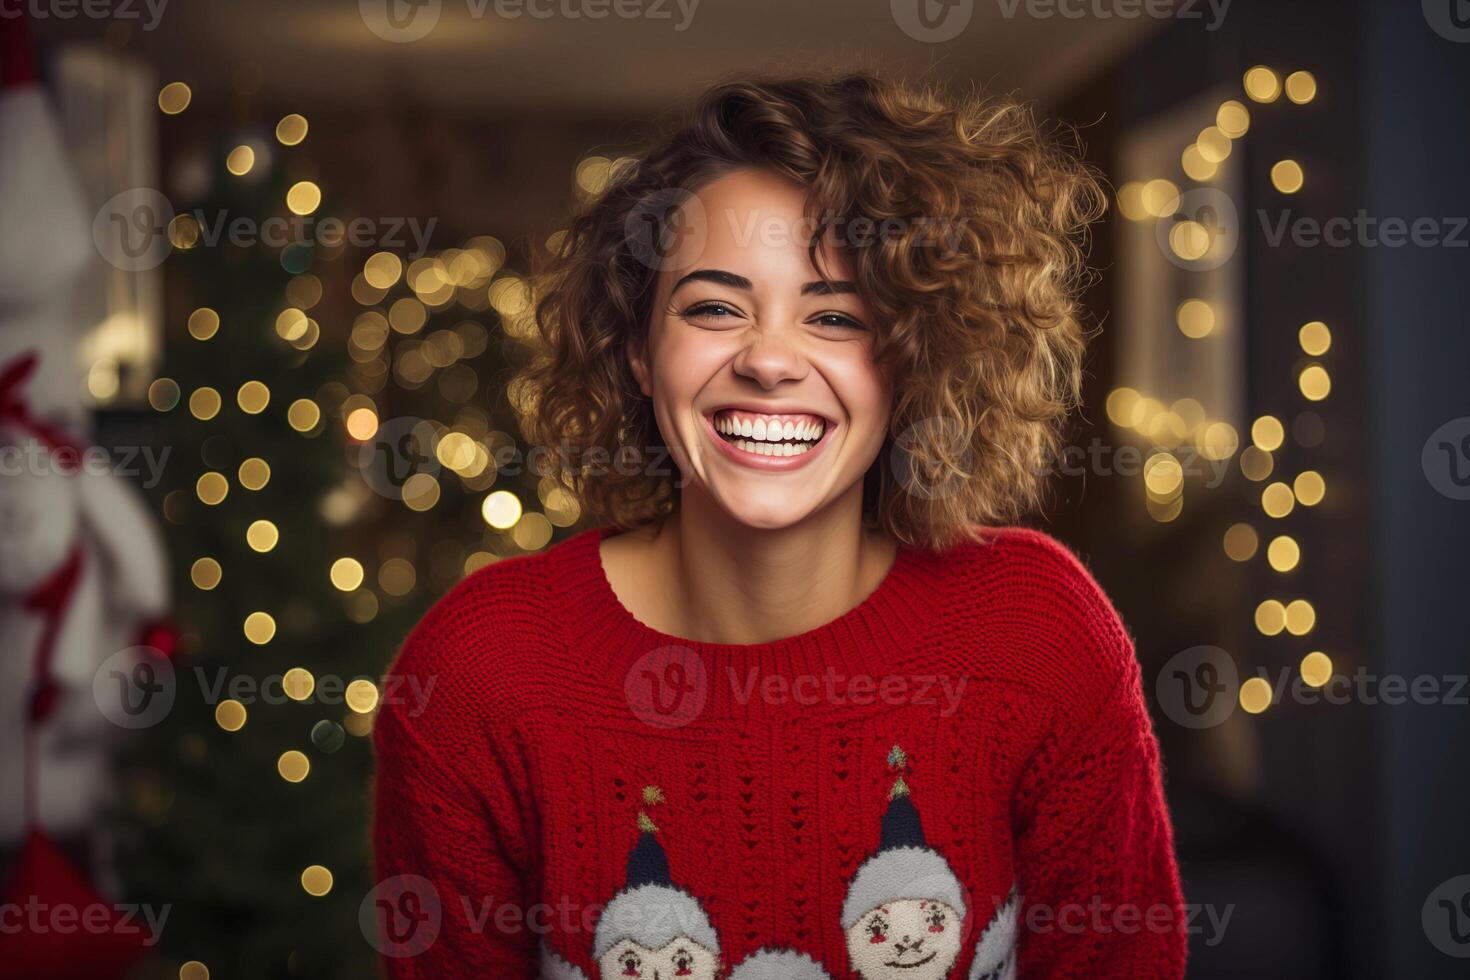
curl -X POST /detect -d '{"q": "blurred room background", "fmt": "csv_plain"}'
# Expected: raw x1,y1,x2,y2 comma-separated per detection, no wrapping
1,0,1468,977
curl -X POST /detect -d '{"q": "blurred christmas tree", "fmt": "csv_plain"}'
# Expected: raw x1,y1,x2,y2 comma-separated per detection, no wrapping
117,108,582,980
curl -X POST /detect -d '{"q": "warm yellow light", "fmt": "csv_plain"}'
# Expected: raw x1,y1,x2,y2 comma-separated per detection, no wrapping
1262,481,1296,518
1169,221,1210,260
1141,179,1180,217
288,398,322,433
301,865,334,897
1255,599,1287,636
482,490,523,529
1176,299,1216,338
283,668,315,701
148,378,181,412
1216,100,1251,138
189,387,222,421
1271,159,1304,194
345,408,379,441
239,457,271,490
180,961,211,980
276,113,309,146
1299,320,1331,355
1285,599,1316,635
276,307,308,341
1267,535,1300,572
277,750,310,783
196,472,229,506
1243,66,1281,103
188,307,220,340
1196,126,1232,163
1144,453,1184,498
1106,387,1145,428
246,519,279,553
1224,523,1259,561
575,155,612,195
1240,445,1274,481
346,679,380,714
513,512,554,551
1251,416,1285,451
1299,364,1331,400
1240,677,1273,714
402,473,441,512
1284,71,1317,105
1294,470,1326,506
1181,144,1217,182
383,299,426,337
1300,651,1333,688
363,252,403,289
244,611,276,645
226,145,255,176
331,557,365,591
158,81,192,114
191,557,222,590
1116,182,1149,221
286,181,322,216
378,558,417,596
215,700,247,732
237,380,270,414
1200,421,1240,460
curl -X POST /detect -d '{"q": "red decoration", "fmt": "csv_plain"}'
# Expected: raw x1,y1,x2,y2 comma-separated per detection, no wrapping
0,831,150,980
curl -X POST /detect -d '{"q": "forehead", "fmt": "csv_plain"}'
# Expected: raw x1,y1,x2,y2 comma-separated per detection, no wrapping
664,167,854,286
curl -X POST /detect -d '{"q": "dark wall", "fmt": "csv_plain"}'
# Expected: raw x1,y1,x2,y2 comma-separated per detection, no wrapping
1361,0,1470,974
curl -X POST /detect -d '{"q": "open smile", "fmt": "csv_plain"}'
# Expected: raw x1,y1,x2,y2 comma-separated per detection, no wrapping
883,952,937,969
702,407,836,471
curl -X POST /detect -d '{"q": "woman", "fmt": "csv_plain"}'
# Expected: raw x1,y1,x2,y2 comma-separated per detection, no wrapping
373,73,1186,979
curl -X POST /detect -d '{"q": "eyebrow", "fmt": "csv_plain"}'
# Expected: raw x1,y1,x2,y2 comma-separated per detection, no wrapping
670,268,858,297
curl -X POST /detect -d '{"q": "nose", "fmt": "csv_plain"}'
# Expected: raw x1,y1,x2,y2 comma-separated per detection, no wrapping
731,323,807,390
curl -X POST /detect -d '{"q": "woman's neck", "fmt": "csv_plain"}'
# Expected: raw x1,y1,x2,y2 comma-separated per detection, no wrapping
601,487,899,646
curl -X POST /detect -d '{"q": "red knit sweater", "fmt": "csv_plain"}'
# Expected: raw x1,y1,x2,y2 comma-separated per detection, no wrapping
372,525,1186,980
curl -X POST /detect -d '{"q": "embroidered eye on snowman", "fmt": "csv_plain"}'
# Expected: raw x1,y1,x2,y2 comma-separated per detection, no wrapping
593,786,722,980
841,746,967,980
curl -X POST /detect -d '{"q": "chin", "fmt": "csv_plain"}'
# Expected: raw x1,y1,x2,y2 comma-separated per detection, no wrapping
713,491,815,531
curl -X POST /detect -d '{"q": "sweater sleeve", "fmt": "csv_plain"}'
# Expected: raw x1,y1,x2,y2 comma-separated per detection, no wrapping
1012,645,1187,979
371,610,538,978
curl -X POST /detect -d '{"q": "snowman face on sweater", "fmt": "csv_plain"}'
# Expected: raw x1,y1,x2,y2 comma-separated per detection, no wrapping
598,937,719,980
846,899,963,980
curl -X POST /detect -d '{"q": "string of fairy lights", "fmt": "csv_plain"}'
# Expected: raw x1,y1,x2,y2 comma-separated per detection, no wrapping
138,80,653,980
1110,64,1334,716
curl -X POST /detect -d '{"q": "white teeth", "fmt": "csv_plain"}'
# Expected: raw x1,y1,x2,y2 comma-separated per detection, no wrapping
732,438,814,457
713,412,826,446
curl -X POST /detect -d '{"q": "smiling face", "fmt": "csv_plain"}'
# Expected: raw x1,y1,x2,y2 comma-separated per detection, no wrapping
599,937,720,980
629,168,893,531
845,899,963,980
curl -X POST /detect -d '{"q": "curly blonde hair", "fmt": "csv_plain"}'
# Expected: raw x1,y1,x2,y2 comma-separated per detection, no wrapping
512,72,1105,551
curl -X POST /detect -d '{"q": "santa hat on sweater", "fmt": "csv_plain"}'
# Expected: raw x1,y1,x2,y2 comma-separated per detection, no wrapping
841,745,968,930
592,786,721,962
728,948,834,980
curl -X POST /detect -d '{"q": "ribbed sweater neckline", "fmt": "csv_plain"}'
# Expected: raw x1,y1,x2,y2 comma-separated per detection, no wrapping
549,526,952,723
